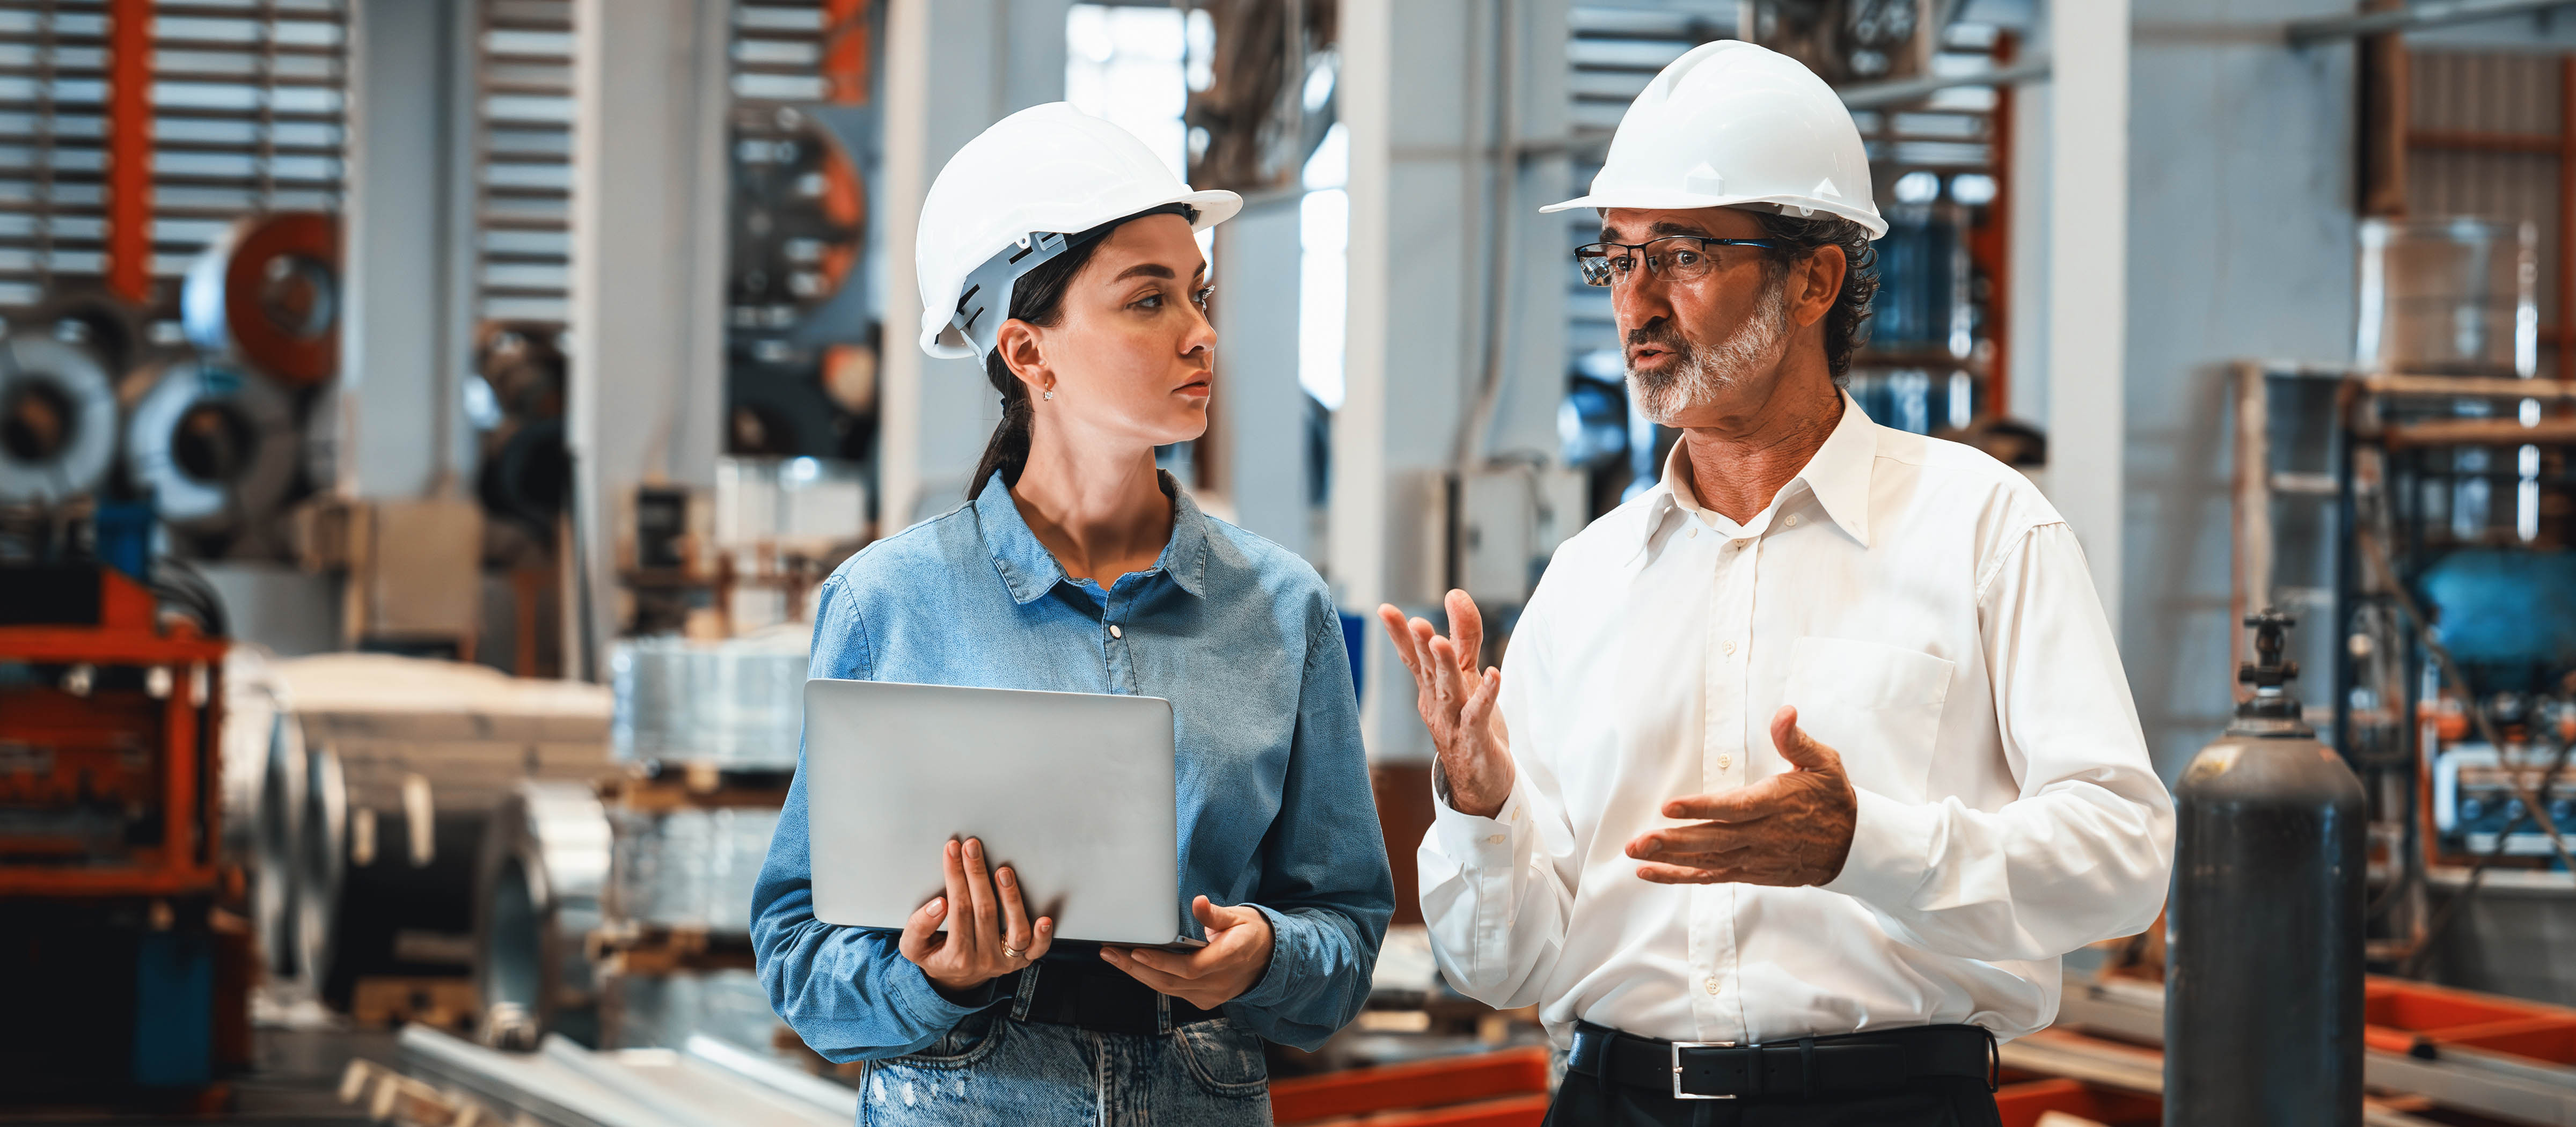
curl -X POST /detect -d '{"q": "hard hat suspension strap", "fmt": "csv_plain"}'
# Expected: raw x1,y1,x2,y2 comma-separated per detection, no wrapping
946,202,1204,361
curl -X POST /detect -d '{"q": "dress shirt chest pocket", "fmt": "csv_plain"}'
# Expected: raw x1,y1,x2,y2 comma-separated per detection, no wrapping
1780,636,1953,804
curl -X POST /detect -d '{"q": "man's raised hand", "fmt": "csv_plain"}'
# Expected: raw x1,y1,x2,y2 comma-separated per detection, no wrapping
1624,706,1858,887
1377,589,1516,819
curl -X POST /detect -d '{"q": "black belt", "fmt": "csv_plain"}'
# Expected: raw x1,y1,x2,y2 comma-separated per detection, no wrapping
1567,1021,1996,1101
986,959,1225,1037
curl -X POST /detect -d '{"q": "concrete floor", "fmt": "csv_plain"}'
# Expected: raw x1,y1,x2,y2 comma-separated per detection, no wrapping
0,1028,395,1127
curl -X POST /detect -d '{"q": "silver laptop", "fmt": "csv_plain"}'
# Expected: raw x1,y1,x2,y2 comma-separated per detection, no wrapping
802,678,1193,947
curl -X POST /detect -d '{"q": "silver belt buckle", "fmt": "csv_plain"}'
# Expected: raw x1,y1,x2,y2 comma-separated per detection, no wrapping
1669,1041,1739,1100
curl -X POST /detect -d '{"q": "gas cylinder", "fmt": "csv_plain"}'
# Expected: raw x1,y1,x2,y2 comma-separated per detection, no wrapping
2166,611,2367,1125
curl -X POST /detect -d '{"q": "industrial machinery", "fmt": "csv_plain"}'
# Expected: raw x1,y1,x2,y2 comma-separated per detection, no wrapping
0,558,242,1100
2165,611,2367,1124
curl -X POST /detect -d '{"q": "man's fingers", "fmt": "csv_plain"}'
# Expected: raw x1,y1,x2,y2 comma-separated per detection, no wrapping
1023,918,1057,962
1769,706,1846,775
996,866,1035,956
1628,824,1761,860
1124,946,1214,980
897,895,947,963
1428,636,1470,712
1460,667,1502,732
1446,589,1484,673
1376,605,1426,681
1635,861,1734,885
1663,785,1790,823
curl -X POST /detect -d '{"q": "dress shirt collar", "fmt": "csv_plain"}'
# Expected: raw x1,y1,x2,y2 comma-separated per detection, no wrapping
1645,391,1876,550
972,469,1211,603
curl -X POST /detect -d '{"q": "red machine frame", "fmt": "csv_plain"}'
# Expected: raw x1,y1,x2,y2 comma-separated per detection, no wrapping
0,567,229,898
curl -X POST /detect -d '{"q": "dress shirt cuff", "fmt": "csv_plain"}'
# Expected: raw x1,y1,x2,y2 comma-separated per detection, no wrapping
1429,767,1526,867
1821,786,1938,909
1227,903,1306,1013
887,956,987,1030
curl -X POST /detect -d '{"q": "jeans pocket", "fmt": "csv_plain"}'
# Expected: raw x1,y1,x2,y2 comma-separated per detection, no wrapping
890,1010,1008,1069
1172,1018,1269,1099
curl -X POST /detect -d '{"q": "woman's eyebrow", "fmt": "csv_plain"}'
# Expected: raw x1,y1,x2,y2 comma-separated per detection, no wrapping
1109,261,1208,283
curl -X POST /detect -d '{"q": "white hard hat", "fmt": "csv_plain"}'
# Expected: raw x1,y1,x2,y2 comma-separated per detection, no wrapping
916,103,1242,360
1543,41,1885,240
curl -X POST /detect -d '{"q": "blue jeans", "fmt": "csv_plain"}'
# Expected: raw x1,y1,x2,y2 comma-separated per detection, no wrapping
857,1006,1273,1126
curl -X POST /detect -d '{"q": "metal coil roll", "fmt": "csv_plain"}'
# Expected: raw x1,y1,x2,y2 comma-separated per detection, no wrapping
477,781,613,1049
246,655,611,1008
181,211,341,387
122,360,298,537
610,636,809,769
0,334,119,504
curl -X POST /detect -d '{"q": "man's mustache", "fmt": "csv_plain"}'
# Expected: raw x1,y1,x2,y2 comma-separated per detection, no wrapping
1626,320,1688,351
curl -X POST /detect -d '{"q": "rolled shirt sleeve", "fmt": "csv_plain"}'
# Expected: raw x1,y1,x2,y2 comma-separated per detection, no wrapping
1224,611,1397,1050
751,578,983,1062
1821,523,2176,962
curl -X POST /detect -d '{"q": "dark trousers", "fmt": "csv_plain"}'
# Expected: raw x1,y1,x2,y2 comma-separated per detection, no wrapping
1541,1067,2004,1127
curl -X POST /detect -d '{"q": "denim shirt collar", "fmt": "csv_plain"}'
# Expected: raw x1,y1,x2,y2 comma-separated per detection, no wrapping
972,469,1211,604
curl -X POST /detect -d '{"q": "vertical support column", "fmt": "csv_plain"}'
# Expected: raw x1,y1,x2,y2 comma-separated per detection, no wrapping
1212,198,1307,556
2046,0,2128,630
875,0,1070,530
106,0,152,303
1335,0,1567,760
342,0,464,500
567,0,731,674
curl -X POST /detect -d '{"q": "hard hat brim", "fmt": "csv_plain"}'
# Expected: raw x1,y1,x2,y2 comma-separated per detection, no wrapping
920,188,1245,360
1540,190,1889,241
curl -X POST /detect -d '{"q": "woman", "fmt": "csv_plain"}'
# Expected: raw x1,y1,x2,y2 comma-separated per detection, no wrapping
751,103,1394,1125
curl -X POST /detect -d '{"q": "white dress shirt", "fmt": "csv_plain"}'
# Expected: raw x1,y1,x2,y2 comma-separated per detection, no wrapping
1418,395,2174,1048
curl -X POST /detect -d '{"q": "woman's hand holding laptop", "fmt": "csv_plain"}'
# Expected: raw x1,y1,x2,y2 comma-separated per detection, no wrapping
899,837,1055,997
1098,896,1274,1009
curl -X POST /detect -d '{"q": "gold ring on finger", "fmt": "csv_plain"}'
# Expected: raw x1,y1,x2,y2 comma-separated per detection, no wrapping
1002,945,1023,960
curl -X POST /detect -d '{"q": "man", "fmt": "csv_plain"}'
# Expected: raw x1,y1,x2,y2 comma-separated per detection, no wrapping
1378,42,2173,1126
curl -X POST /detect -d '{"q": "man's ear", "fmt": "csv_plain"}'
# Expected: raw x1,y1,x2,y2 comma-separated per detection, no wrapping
994,319,1049,393
1791,245,1846,329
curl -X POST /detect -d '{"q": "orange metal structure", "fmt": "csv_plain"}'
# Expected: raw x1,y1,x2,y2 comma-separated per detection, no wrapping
105,0,153,304
0,567,228,897
1271,1047,1553,1127
2363,975,2576,1068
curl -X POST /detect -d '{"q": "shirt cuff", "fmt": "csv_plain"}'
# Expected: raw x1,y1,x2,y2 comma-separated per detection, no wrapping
1821,786,1939,910
1226,903,1305,1013
885,956,988,1030
1430,768,1526,867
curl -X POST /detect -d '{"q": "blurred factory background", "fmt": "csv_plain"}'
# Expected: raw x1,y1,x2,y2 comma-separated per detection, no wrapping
6,0,2576,1125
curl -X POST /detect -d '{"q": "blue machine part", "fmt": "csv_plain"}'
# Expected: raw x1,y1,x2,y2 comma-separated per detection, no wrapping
93,499,155,582
1339,610,1365,704
131,930,213,1088
1558,378,1629,470
2418,548,2576,671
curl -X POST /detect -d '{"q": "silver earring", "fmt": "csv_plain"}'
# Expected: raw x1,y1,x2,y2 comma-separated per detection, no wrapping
1042,388,1054,400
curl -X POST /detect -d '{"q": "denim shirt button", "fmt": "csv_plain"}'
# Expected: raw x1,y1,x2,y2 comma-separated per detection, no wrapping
1109,624,1124,639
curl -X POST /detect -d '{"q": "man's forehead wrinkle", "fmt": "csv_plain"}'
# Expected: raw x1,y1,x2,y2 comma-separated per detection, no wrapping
1599,217,1722,241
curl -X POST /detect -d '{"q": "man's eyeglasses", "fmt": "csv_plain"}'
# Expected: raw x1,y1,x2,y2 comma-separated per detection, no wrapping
1573,236,1788,287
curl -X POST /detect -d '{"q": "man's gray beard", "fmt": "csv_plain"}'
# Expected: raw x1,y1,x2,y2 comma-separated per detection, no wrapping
1627,275,1792,425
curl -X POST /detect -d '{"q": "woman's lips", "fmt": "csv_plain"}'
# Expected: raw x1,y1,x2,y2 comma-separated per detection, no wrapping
1179,377,1212,397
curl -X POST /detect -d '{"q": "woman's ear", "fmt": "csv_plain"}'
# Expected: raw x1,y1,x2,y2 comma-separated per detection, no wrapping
994,319,1049,396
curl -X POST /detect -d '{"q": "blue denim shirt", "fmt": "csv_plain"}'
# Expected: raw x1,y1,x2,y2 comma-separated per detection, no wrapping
752,472,1395,1060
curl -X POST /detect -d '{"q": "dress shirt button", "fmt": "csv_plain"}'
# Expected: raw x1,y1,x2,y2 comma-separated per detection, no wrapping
1704,977,1721,995
1687,528,1697,539
1109,624,1123,639
1785,514,1800,528
1717,754,1732,769
1721,640,1736,656
1487,833,1506,845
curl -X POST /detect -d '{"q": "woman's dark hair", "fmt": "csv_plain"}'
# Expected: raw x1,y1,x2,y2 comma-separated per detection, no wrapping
966,236,1110,500
1752,210,1880,385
